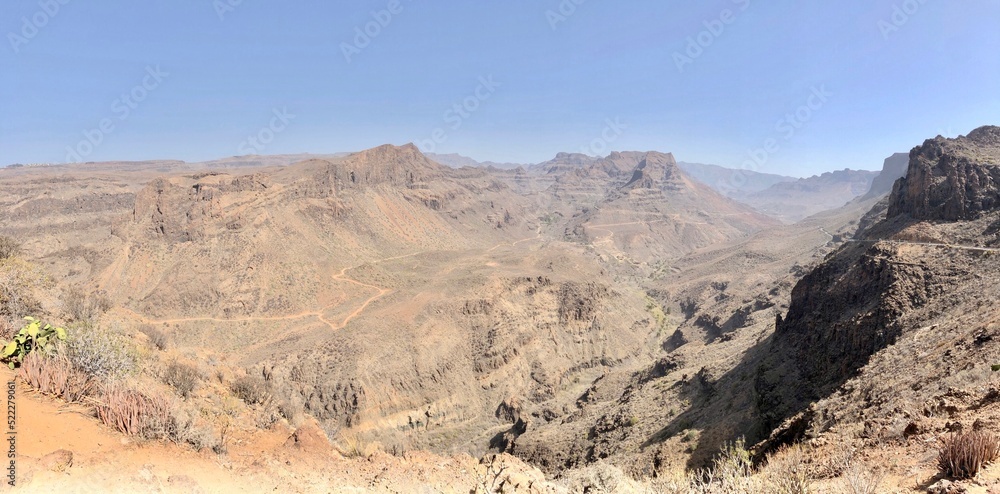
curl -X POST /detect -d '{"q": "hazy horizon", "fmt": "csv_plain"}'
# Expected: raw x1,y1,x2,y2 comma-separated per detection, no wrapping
3,1,998,176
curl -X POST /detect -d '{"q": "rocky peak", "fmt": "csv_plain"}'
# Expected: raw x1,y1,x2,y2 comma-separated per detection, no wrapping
622,151,680,189
302,143,445,195
888,126,1000,220
533,153,599,175
344,143,444,179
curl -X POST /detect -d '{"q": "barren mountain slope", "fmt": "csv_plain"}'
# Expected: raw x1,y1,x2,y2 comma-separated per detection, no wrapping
1,144,788,465
499,128,1000,490
515,126,1000,488
508,191,882,476
576,152,777,261
2,138,934,489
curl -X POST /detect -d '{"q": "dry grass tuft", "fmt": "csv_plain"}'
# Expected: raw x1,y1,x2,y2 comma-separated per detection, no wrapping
335,429,378,458
938,431,1000,479
63,287,112,323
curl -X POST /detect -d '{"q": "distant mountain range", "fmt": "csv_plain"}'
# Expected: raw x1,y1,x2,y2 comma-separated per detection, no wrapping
680,159,905,223
677,162,799,196
425,152,527,170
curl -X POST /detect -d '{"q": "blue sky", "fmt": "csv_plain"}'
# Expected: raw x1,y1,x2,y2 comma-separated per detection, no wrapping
1,0,998,177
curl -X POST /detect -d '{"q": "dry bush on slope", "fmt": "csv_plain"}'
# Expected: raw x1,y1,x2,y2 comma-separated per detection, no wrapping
63,287,112,323
17,351,94,403
938,431,1000,479
94,383,174,439
162,361,202,399
689,439,762,493
0,257,44,339
839,461,884,494
230,374,270,406
139,324,169,351
761,444,811,494
0,236,20,260
64,322,137,380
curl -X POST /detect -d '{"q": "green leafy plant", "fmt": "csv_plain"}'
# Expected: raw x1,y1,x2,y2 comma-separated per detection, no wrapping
1,317,66,369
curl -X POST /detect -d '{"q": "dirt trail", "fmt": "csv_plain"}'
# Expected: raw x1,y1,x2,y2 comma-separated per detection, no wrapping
125,228,544,332
487,228,542,252
818,228,1000,253
124,251,426,332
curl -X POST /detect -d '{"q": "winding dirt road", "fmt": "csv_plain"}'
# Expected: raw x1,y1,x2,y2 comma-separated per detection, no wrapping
123,250,426,331
818,227,1000,253
124,228,546,332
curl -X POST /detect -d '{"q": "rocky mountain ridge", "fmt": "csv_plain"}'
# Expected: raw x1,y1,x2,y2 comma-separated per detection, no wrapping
889,126,1000,221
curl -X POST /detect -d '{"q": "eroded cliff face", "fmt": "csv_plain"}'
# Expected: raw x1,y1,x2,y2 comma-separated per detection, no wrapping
889,126,1000,221
754,126,1000,451
755,240,945,436
261,274,657,456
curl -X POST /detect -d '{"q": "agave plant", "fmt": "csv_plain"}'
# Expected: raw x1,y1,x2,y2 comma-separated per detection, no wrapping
1,316,67,369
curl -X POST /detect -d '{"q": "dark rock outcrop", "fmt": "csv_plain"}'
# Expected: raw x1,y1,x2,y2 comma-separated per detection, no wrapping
889,126,1000,220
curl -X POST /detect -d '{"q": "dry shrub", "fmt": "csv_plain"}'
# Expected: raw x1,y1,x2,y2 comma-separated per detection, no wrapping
689,438,762,493
0,237,21,260
230,375,270,405
171,405,220,452
94,383,174,439
17,352,94,402
279,394,305,424
249,399,282,429
763,444,811,494
65,322,137,380
139,325,169,351
839,461,884,494
938,431,1000,479
816,440,856,479
558,461,653,493
163,361,201,398
63,287,111,323
335,429,377,458
0,257,43,334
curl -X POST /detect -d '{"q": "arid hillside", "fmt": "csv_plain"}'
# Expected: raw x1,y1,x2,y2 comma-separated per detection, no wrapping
0,143,776,466
4,129,1000,492
498,126,1000,492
